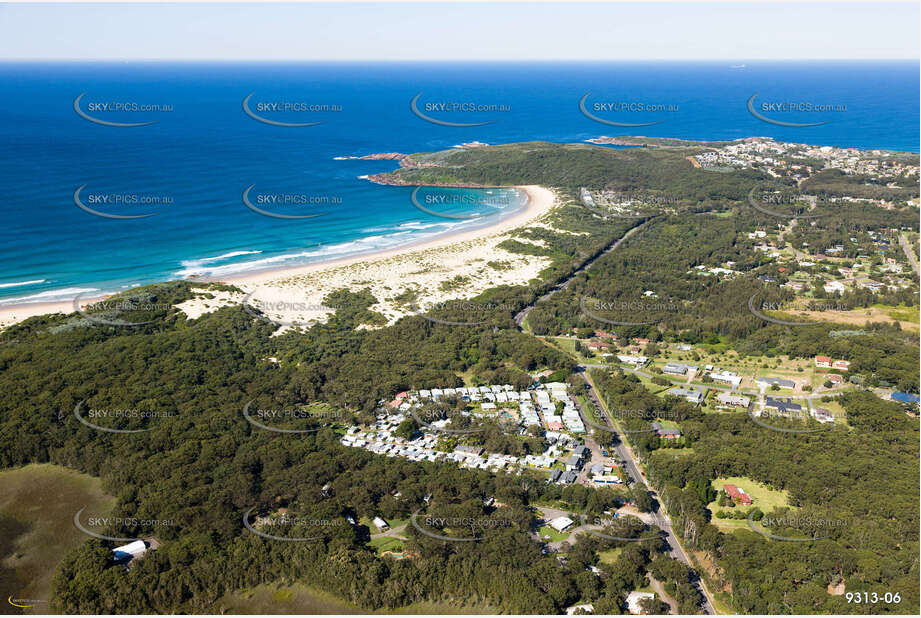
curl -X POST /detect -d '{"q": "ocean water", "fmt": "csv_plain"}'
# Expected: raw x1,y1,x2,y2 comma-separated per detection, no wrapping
0,61,917,305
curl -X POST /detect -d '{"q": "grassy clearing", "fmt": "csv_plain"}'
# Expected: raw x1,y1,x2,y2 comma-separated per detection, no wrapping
707,476,792,531
368,537,405,554
0,464,116,615
537,525,571,542
211,582,496,614
597,547,622,566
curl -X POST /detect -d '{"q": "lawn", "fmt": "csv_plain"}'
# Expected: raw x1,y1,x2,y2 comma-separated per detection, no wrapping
597,547,622,566
212,581,500,615
537,525,572,542
814,398,847,420
707,476,792,531
360,516,407,533
873,303,920,324
368,536,405,555
0,464,116,615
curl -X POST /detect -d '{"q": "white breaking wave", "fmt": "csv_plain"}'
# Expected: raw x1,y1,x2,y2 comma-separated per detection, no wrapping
172,222,469,280
0,286,100,306
197,250,263,264
361,221,445,233
0,279,46,289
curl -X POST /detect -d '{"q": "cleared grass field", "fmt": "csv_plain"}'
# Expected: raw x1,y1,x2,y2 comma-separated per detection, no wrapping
707,476,792,532
368,536,405,555
597,547,622,566
0,464,116,615
211,582,496,614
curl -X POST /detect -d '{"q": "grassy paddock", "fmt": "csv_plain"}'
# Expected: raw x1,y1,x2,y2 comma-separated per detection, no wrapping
0,464,115,614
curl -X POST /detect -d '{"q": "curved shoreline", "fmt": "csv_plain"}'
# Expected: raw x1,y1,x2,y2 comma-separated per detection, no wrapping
221,185,554,287
0,185,557,329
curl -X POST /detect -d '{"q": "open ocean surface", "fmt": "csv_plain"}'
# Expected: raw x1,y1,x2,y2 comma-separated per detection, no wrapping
0,61,917,305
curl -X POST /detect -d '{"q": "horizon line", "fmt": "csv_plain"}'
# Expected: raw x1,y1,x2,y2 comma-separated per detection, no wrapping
2,58,919,62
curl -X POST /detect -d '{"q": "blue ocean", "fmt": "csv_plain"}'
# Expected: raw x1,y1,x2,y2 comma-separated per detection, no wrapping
0,61,917,305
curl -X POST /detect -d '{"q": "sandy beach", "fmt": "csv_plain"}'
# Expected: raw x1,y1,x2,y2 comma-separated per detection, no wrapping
0,185,559,331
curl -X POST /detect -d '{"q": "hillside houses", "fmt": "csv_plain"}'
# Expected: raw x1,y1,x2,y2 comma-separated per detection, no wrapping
815,356,849,371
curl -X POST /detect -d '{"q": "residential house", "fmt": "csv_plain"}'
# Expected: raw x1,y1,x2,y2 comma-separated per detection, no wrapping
716,392,751,408
625,591,656,615
764,397,803,415
663,362,696,376
756,376,796,389
549,516,575,533
723,483,752,505
651,421,681,439
710,370,742,388
666,387,704,405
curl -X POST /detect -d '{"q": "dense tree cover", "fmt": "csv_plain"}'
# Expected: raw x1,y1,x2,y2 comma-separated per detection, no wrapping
590,366,920,615
0,281,689,614
2,141,917,614
395,141,761,207
800,168,920,202
784,202,919,257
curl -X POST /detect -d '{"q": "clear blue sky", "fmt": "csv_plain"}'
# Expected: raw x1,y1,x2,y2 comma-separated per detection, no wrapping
0,2,917,60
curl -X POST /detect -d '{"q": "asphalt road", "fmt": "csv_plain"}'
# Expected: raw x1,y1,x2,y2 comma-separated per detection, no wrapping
510,215,717,613
577,369,718,615
900,233,920,276
514,218,655,329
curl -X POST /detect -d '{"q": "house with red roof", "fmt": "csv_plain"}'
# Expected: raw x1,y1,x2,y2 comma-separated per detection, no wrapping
814,355,832,368
723,483,752,505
